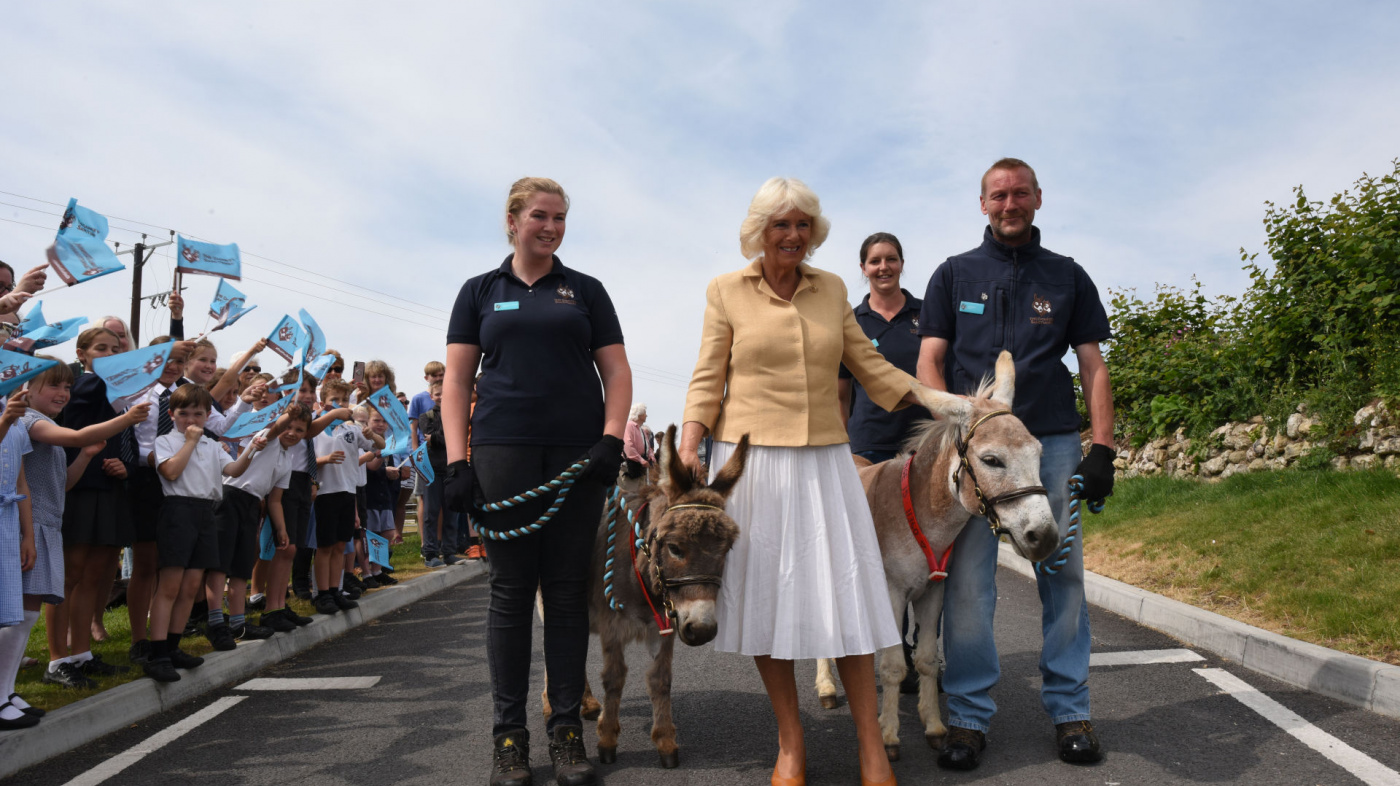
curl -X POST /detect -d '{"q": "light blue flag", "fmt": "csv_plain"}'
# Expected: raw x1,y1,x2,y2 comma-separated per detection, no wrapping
366,530,392,568
209,279,256,331
46,199,125,287
266,315,302,364
305,352,336,381
407,440,435,484
271,380,301,395
365,386,412,456
223,394,294,439
0,351,58,397
298,309,326,367
3,302,87,352
91,342,173,404
176,235,241,280
259,516,276,560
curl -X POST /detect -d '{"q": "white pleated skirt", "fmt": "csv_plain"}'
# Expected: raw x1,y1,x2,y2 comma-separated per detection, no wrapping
709,441,901,660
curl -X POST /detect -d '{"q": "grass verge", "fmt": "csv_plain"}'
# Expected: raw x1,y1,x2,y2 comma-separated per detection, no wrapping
16,531,445,711
1082,468,1400,665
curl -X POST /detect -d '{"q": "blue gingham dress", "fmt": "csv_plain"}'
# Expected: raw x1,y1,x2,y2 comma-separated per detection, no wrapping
20,410,65,603
0,423,33,627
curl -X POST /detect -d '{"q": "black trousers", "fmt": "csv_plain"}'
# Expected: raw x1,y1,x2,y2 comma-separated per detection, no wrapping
474,444,606,739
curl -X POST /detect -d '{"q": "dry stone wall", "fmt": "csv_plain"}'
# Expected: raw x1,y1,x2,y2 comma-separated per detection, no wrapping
1103,401,1400,480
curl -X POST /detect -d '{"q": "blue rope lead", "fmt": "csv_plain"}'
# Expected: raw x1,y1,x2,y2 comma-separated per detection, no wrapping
472,460,589,541
602,487,643,611
1034,473,1106,576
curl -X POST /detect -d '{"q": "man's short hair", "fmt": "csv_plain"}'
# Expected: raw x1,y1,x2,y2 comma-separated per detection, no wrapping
169,384,214,413
424,361,445,377
981,157,1039,195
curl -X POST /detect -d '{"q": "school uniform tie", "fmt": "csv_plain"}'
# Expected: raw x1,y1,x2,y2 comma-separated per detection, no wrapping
157,389,173,437
118,426,137,466
304,437,318,482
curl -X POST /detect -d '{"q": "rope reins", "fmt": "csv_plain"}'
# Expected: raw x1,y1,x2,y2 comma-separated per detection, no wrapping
471,460,589,541
1033,474,1105,575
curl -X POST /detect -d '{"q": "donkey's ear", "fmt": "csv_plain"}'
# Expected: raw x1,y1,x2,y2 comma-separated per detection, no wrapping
708,433,750,498
909,380,972,428
665,425,694,495
991,350,1015,408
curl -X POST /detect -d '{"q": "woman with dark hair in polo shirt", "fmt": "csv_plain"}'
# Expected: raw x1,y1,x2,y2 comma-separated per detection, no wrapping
839,231,927,697
442,177,631,786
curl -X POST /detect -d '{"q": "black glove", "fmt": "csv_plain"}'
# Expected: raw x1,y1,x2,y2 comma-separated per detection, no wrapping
444,460,478,514
577,435,624,485
1074,443,1116,504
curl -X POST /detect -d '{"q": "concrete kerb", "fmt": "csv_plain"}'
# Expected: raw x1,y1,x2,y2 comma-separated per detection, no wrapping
997,543,1400,721
0,562,486,779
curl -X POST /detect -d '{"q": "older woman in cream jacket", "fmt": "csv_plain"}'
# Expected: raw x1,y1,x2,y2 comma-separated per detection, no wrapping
679,178,917,786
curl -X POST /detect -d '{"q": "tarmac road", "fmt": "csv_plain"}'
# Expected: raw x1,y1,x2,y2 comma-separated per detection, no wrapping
10,567,1400,785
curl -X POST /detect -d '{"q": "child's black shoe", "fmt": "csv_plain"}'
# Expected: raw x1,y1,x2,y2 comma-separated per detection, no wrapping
234,622,274,640
127,639,153,667
313,594,340,615
79,653,128,677
143,658,180,683
168,647,204,670
375,573,398,586
260,609,297,633
42,662,95,690
207,624,237,651
330,589,358,610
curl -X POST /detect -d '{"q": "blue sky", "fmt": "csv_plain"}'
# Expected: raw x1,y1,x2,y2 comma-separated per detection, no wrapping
2,2,1397,427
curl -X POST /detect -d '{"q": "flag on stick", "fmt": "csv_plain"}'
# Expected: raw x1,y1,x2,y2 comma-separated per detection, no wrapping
223,394,294,439
407,440,435,484
175,235,241,280
265,315,302,363
366,530,392,568
0,350,58,397
305,352,336,381
365,386,412,456
209,279,256,331
46,199,125,287
2,302,87,352
298,309,326,367
92,342,173,403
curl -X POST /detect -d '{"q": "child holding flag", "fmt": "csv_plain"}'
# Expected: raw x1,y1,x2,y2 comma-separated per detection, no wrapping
361,409,399,586
311,381,384,615
146,384,263,682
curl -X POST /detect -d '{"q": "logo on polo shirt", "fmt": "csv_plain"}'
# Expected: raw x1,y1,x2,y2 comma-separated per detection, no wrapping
910,315,920,333
1031,294,1054,325
555,284,577,304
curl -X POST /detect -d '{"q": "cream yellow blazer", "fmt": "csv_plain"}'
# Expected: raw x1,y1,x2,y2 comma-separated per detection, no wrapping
682,259,916,447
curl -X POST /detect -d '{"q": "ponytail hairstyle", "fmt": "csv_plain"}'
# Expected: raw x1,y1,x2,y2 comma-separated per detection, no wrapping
504,177,569,244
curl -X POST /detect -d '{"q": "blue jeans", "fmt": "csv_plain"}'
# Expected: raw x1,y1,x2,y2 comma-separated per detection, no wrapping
418,475,459,558
941,431,1089,731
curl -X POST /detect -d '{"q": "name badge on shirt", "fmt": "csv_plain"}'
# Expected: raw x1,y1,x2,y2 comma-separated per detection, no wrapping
871,338,880,348
958,301,985,315
494,301,520,311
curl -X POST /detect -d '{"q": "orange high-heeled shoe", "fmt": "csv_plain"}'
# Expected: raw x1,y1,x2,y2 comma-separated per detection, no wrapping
771,763,806,786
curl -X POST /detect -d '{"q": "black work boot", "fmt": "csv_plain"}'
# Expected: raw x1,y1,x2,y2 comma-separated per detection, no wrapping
937,726,986,771
490,730,532,786
548,726,596,786
1056,720,1103,764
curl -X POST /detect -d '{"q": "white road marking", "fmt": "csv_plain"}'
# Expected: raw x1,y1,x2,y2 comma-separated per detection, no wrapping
235,676,381,690
1195,668,1400,786
1089,648,1205,667
61,695,247,786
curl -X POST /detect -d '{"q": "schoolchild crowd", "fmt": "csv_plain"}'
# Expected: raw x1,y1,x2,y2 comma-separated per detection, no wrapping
0,274,463,727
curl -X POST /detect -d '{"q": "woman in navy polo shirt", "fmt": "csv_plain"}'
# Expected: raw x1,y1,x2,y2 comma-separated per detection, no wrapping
442,177,630,786
839,232,925,463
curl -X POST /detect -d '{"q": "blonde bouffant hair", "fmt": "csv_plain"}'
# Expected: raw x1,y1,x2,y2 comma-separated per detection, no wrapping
738,177,831,260
505,177,569,244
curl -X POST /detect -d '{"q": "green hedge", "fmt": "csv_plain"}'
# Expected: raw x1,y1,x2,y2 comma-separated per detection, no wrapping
1103,160,1400,448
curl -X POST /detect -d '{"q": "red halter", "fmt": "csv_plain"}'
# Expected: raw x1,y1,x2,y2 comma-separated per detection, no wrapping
901,452,953,582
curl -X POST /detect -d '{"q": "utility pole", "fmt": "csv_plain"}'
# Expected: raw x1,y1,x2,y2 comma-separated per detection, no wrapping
115,231,174,347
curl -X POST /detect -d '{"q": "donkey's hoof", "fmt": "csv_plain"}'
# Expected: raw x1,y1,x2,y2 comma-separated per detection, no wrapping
658,749,680,769
597,746,617,764
925,732,945,749
819,694,840,710
885,745,901,762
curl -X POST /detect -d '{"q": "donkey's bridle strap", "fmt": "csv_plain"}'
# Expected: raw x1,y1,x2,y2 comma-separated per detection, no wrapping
901,452,953,583
953,409,1049,535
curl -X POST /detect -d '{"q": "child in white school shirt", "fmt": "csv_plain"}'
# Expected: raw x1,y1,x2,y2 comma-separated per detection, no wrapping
310,381,384,615
145,384,263,683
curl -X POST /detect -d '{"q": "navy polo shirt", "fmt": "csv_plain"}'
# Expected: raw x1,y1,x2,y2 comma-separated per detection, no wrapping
447,255,625,448
840,290,926,454
918,226,1111,437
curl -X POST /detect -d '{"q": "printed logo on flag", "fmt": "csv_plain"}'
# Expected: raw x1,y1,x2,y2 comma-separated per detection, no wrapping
1,302,87,353
0,350,58,397
407,440,435,484
298,309,326,367
223,394,294,439
366,386,412,456
209,279,256,331
175,235,242,280
266,315,303,364
92,342,174,403
47,199,126,287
